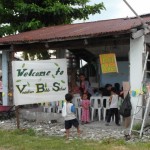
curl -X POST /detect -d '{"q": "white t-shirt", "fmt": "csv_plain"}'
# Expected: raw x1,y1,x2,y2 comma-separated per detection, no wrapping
64,103,76,121
109,95,118,108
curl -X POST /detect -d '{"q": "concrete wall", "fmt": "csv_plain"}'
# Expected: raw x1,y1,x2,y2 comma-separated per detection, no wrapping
20,107,64,123
100,61,129,87
130,36,145,118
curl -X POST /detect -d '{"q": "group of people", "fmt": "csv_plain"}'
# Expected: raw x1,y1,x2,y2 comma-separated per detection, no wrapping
63,73,131,139
79,82,123,126
64,73,93,139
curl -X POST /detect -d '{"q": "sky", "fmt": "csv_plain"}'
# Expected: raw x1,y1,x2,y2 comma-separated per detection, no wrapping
75,0,150,22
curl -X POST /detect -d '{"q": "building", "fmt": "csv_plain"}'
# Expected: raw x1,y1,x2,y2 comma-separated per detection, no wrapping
0,14,150,120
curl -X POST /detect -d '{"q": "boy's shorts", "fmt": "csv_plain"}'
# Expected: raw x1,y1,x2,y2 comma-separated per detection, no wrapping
65,118,79,129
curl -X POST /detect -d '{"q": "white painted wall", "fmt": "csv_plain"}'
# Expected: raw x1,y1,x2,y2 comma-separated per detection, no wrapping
100,61,129,87
130,36,145,118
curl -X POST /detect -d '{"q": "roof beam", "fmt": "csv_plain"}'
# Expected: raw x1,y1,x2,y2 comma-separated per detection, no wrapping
11,36,130,52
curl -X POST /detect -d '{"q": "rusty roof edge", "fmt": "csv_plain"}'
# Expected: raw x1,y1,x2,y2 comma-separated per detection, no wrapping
0,29,131,46
0,14,149,46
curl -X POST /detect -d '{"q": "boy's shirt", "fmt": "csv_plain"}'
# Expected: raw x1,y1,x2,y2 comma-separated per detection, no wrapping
109,94,118,108
64,103,76,121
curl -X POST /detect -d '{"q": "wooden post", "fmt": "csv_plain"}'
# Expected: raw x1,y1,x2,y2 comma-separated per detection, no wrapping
9,49,20,129
2,51,9,105
15,106,20,129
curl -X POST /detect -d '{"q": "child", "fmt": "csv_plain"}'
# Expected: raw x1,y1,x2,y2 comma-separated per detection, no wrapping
63,93,80,139
106,87,120,126
81,93,90,124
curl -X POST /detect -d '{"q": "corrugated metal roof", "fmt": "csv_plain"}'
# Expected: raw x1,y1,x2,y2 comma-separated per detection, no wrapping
0,14,150,45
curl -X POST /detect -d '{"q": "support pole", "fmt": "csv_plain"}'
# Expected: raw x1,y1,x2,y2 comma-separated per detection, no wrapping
123,0,144,25
15,106,20,129
2,51,9,106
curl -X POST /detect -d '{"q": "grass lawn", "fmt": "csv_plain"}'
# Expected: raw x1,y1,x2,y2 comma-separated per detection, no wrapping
0,129,150,150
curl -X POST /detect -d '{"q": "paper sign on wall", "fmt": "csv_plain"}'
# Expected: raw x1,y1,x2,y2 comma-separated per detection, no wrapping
99,53,118,73
12,59,68,105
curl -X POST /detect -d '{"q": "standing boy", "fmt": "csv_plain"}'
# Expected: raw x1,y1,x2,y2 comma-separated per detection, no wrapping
63,93,80,139
105,87,120,126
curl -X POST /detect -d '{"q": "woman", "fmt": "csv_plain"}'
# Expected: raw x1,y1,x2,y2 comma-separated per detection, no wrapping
120,90,131,140
79,73,94,97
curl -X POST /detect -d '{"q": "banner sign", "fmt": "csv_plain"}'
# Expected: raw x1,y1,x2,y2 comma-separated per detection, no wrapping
12,59,68,105
99,53,118,73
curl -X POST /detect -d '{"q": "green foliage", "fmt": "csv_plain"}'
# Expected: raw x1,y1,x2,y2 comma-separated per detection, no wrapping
0,0,105,60
133,123,142,131
131,123,142,136
0,0,105,36
22,49,51,60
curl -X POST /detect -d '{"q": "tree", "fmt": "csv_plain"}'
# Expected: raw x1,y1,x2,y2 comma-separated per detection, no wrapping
0,0,105,59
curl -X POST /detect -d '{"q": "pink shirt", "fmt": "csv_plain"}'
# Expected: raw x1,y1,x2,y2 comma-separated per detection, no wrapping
81,100,90,108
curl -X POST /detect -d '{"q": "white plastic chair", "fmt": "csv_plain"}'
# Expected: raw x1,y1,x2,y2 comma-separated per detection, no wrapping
48,101,56,113
56,100,64,113
90,96,103,121
43,102,50,113
102,96,110,121
43,106,49,112
72,96,82,120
